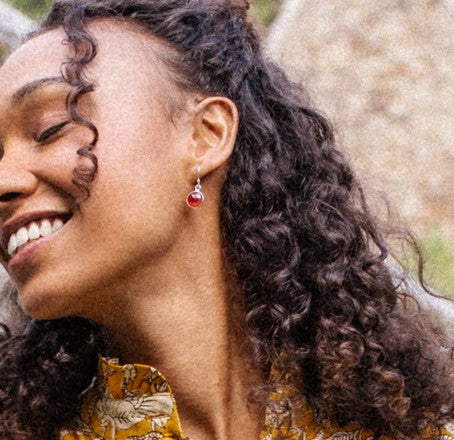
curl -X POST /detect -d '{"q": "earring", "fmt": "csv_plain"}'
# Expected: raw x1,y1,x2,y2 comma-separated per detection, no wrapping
187,164,205,208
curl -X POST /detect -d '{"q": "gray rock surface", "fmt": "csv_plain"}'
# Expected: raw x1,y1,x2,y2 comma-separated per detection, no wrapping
0,0,36,51
266,0,454,245
0,268,28,335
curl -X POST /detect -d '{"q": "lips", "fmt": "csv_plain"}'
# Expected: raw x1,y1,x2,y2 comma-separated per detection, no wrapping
0,211,73,260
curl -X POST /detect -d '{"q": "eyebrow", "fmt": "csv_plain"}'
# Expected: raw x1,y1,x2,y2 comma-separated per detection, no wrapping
11,76,68,107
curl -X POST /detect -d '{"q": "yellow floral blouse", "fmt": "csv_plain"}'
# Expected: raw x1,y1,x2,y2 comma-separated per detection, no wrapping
59,357,454,440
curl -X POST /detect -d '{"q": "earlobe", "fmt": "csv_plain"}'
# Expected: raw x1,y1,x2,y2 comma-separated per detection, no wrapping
190,96,239,176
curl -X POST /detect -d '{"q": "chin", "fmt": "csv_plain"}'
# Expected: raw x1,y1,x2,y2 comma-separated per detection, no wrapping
17,287,77,321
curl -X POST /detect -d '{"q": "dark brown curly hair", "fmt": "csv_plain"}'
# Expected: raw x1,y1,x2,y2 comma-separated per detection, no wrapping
0,1,453,439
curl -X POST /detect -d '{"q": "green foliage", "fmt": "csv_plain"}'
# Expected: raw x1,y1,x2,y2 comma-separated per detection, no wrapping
410,227,454,297
0,43,9,58
250,0,280,27
5,0,52,20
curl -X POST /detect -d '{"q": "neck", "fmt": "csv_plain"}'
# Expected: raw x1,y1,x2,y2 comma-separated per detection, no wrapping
85,226,265,440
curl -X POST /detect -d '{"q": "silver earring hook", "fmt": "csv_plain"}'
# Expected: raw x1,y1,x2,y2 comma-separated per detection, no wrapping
195,164,202,191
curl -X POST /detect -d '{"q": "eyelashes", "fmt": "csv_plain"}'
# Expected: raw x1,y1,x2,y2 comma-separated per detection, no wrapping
34,121,69,143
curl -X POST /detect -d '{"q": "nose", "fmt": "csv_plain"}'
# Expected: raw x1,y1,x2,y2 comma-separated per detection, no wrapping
0,163,38,204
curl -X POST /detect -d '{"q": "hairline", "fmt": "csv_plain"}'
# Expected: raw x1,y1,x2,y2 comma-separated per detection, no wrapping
27,17,194,124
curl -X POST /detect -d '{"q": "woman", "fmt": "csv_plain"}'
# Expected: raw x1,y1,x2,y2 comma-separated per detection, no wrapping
0,1,452,439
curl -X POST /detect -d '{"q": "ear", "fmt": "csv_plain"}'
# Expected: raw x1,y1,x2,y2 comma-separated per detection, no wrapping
189,96,239,178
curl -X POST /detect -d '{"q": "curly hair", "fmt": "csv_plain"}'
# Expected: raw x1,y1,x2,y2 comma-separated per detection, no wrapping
0,1,453,439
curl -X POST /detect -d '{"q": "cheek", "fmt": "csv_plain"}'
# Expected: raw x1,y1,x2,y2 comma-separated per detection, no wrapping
34,126,98,198
91,106,188,226
58,140,186,284
85,155,186,257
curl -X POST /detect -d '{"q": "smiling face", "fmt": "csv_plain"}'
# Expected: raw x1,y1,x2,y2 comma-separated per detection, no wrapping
0,21,196,319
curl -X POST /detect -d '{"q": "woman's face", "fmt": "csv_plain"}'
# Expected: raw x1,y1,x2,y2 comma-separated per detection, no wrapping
0,21,195,319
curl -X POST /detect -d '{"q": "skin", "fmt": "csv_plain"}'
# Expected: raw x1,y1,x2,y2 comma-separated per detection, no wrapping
0,21,264,440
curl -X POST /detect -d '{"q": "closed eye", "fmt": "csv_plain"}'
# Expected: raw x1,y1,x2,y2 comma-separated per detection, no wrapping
34,121,69,143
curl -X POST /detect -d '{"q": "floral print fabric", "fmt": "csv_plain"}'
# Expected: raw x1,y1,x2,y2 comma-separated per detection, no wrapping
60,357,454,440
59,357,186,440
260,361,454,440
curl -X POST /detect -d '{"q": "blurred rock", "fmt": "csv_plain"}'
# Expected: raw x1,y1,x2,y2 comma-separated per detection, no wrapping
0,268,28,335
267,0,454,245
0,1,36,51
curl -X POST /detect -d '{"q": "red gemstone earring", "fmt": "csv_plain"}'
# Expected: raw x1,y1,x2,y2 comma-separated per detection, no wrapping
187,164,205,208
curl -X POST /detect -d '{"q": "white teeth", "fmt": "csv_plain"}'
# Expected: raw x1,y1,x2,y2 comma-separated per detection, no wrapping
52,218,64,233
28,222,40,240
39,219,52,237
6,216,67,258
7,234,17,256
16,227,29,247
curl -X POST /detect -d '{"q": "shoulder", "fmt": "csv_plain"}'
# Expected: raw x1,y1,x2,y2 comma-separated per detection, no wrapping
436,422,454,439
262,390,454,440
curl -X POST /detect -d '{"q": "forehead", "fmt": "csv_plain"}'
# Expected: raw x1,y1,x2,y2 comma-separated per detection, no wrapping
0,28,67,96
0,20,173,108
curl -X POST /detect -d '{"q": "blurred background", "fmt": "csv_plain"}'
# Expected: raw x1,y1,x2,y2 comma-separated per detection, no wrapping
0,0,453,297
